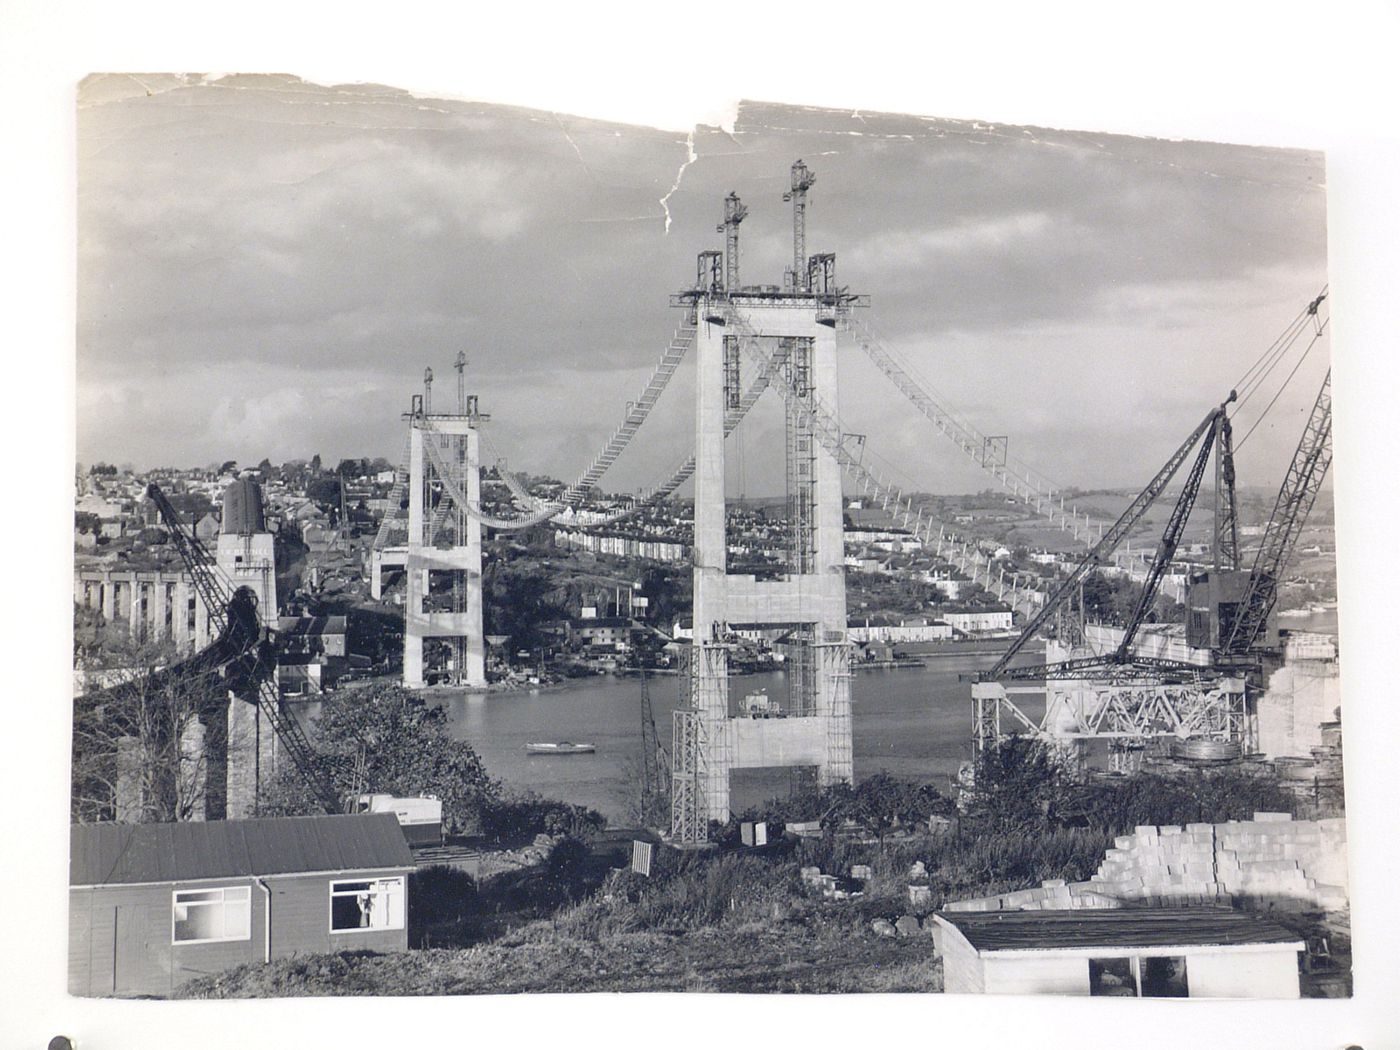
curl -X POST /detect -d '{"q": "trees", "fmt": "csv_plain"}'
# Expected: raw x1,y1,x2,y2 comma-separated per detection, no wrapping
71,633,240,824
482,562,566,653
304,476,343,509
829,772,946,845
258,683,498,833
964,737,1070,832
637,565,690,628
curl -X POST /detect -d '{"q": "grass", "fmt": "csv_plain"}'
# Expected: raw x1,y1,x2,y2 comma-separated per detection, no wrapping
181,904,941,996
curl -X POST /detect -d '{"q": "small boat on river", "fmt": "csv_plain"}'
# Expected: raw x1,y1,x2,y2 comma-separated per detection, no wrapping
524,741,597,755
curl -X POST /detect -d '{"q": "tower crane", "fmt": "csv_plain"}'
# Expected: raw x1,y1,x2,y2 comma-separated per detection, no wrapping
145,483,348,813
717,191,748,292
783,159,815,291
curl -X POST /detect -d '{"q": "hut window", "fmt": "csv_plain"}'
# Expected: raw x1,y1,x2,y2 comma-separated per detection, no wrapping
1088,957,1138,997
330,877,405,932
1089,956,1190,997
1141,956,1189,997
172,886,251,944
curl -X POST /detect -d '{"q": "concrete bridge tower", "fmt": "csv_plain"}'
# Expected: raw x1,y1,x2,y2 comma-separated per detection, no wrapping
401,377,488,690
671,163,859,840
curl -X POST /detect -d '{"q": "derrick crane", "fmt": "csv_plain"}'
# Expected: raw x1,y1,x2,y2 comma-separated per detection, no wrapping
1213,410,1240,572
1218,368,1333,661
971,358,1331,759
983,398,1233,681
146,483,347,813
969,397,1246,764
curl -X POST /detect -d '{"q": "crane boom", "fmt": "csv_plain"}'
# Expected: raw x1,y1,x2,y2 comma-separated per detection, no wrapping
1113,415,1220,662
1220,369,1333,657
146,484,346,813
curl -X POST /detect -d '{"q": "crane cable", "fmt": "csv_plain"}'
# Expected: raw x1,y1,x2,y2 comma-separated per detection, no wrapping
1231,287,1327,412
1234,316,1329,451
1232,297,1315,401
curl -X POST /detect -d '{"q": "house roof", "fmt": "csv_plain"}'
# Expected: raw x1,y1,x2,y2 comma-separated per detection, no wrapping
277,615,349,636
70,814,413,886
575,617,631,629
935,908,1302,953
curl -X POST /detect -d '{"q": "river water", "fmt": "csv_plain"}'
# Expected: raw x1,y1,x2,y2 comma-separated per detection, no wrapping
442,650,1044,822
439,606,1342,823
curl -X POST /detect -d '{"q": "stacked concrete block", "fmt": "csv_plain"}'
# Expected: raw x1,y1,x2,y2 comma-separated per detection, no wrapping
1212,814,1348,910
942,813,1350,915
1089,823,1221,904
944,877,1121,913
1310,818,1350,904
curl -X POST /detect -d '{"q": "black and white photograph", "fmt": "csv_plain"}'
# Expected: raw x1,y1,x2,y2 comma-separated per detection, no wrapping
6,5,1400,1049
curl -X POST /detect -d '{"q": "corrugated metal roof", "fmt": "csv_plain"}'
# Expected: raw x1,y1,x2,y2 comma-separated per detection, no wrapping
71,814,413,886
936,908,1302,953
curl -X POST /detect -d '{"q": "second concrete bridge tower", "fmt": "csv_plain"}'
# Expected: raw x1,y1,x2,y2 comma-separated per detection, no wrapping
671,160,866,841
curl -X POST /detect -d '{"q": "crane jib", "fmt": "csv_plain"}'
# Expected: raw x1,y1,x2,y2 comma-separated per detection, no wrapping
144,483,346,813
983,405,1224,681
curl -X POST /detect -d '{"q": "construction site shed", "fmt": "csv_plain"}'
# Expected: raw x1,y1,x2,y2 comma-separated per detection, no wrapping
932,908,1304,999
69,813,414,997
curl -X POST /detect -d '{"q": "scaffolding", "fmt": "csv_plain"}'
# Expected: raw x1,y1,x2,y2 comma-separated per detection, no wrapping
818,639,854,786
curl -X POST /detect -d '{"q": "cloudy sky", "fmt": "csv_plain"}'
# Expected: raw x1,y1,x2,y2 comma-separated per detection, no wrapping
77,74,1329,496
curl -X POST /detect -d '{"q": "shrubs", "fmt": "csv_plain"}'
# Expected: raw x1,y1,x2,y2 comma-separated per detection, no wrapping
407,865,478,948
477,793,606,844
725,772,950,846
539,837,593,903
964,736,1069,831
793,825,1114,910
963,737,1303,835
1060,768,1301,829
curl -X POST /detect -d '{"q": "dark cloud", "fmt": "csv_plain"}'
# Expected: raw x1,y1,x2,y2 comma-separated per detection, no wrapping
78,75,1328,493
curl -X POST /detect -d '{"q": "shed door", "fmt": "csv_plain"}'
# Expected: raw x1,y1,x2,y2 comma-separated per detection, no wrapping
114,903,170,997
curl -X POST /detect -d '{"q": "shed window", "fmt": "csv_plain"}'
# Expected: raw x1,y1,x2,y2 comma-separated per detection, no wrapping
1141,956,1189,997
172,886,251,944
330,877,405,932
1089,956,1189,998
1089,957,1138,997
